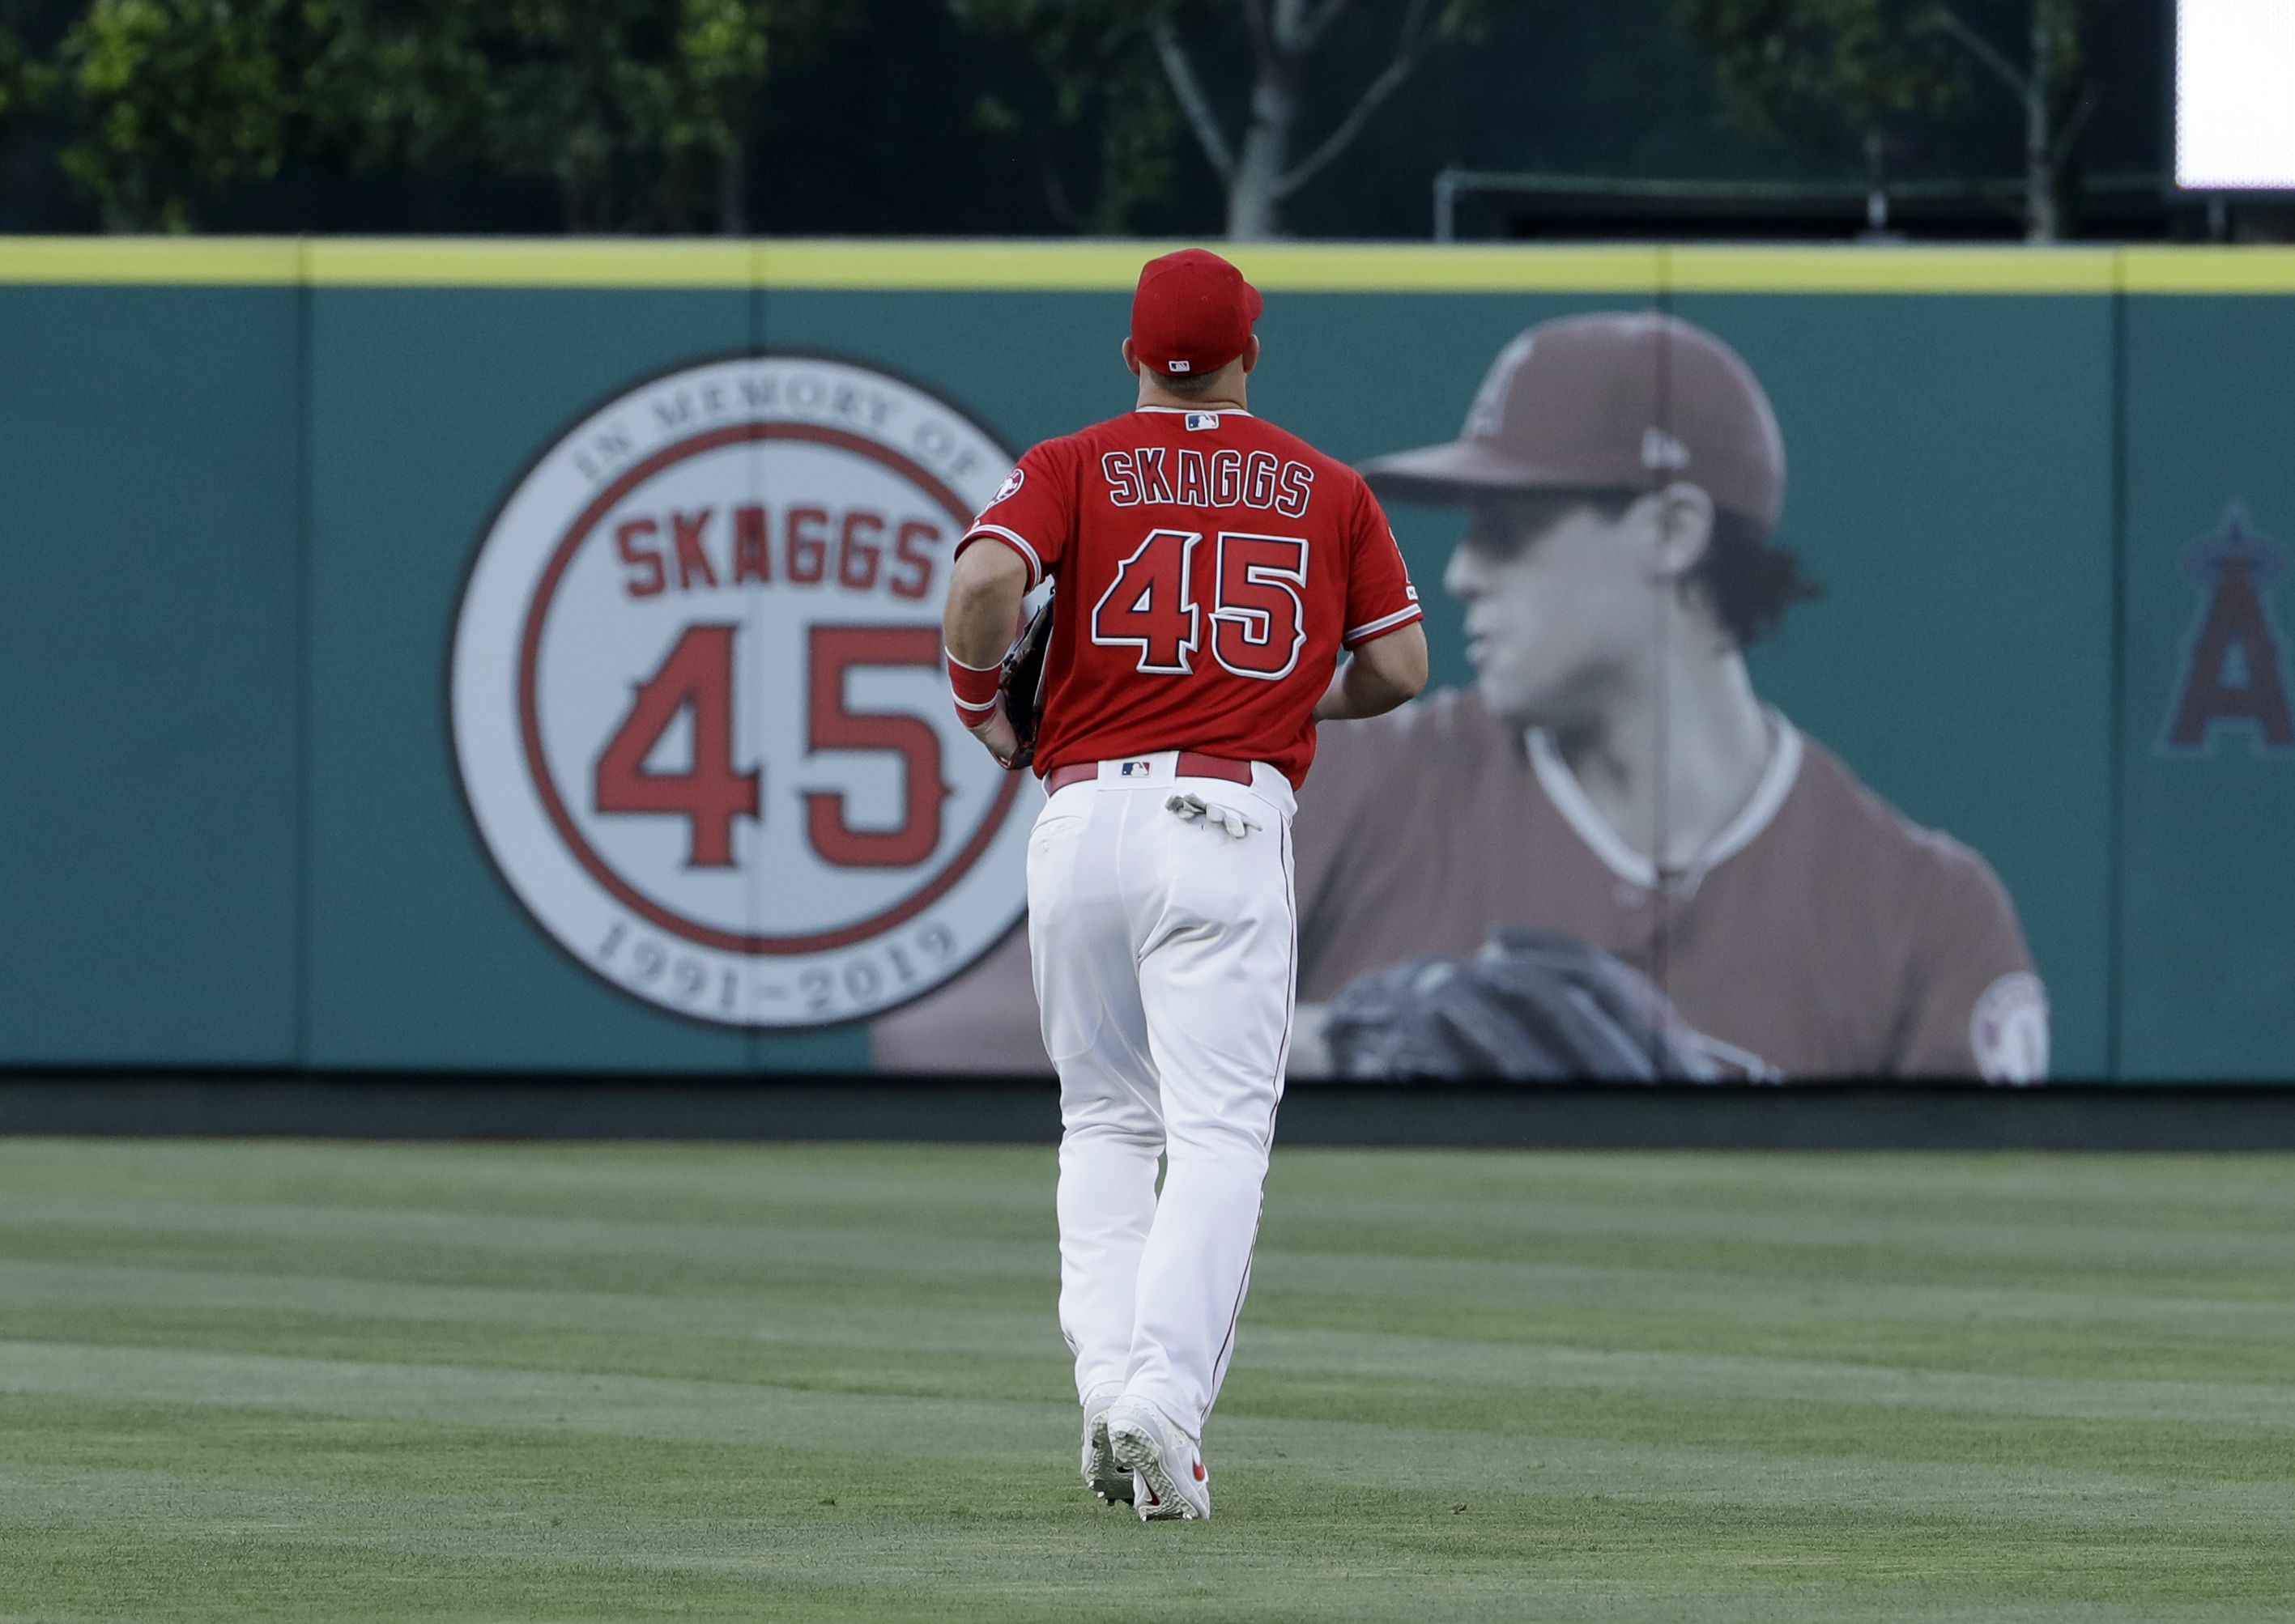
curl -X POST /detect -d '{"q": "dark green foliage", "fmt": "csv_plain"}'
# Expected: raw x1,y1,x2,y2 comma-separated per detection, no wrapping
1673,0,2113,238
0,0,2158,237
956,0,1523,238
1674,0,1965,156
51,0,842,231
0,18,53,130
956,0,1184,233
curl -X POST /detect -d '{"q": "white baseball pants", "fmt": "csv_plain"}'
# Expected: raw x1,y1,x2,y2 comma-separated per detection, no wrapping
1027,750,1298,1444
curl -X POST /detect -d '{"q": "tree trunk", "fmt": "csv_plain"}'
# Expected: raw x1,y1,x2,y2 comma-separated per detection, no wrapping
717,138,747,236
2024,1,2058,243
1226,49,1299,239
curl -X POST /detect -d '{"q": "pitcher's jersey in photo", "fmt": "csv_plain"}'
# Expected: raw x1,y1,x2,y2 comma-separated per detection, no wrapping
958,406,1422,789
1289,687,2048,1080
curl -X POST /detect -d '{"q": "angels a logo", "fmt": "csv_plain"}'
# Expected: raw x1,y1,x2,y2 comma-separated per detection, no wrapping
2161,504,2295,757
451,354,1032,1027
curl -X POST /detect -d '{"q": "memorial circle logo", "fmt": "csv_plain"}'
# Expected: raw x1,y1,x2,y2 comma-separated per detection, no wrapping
451,354,1033,1027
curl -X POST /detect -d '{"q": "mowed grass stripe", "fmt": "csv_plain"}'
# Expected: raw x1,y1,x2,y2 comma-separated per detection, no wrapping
23,1394,2250,1525
0,1259,1053,1352
3,1405,2288,1623
7,1180,2291,1281
6,1311,2293,1431
0,1138,1054,1217
6,1357,2290,1537
5,1242,2286,1392
5,1141,2288,1222
3,1463,2269,1624
11,1252,2294,1354
6,1314,2283,1485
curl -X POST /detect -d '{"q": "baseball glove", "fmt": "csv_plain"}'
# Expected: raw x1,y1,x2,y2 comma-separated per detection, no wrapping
998,592,1054,771
1320,928,1750,1082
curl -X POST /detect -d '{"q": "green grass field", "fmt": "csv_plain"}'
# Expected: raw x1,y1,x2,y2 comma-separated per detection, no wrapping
1,1139,2291,1622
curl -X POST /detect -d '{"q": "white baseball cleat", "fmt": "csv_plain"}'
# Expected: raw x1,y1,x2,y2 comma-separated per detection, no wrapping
1080,1386,1131,1505
1105,1396,1211,1522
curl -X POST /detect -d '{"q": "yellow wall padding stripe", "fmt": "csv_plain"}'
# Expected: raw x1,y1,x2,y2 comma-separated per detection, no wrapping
1663,244,2120,294
306,238,756,287
760,240,1665,291
0,236,305,285
5,236,2295,294
2118,247,2295,294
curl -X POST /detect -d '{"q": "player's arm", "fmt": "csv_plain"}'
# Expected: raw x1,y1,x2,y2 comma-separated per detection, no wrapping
944,538,1032,763
1893,848,2049,1082
1313,622,1427,722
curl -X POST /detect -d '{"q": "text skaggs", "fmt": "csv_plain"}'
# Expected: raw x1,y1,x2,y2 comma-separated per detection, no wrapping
1102,448,1314,517
613,505,943,601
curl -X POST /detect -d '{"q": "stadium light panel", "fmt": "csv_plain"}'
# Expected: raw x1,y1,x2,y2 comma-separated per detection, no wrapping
2174,0,2295,192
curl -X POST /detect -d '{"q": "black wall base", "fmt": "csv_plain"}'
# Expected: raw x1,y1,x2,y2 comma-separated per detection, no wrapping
5,1073,2295,1150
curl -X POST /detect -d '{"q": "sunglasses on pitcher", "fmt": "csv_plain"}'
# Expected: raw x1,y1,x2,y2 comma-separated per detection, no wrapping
1458,490,1646,559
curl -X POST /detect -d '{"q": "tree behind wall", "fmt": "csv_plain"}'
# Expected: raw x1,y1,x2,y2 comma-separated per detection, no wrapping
957,0,1184,235
11,0,2149,237
0,12,52,141
54,0,840,232
1932,0,2101,242
964,0,1518,240
1675,0,2107,240
62,0,331,231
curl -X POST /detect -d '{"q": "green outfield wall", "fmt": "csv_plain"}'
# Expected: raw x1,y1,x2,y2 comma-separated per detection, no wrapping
3,240,2293,1081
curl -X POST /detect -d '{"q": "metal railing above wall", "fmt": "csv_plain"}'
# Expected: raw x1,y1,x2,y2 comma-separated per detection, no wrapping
1430,168,2191,244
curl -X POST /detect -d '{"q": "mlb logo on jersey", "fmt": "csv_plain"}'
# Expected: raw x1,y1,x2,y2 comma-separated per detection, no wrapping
1185,412,1221,431
1119,760,1155,777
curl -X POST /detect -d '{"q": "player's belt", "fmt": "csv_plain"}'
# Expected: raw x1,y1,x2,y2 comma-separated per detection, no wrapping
1044,753,1252,794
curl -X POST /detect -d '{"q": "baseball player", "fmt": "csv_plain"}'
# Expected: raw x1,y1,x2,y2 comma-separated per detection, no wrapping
1292,311,2047,1079
939,248,1427,1520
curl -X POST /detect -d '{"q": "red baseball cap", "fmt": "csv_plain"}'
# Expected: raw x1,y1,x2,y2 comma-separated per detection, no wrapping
1130,249,1262,378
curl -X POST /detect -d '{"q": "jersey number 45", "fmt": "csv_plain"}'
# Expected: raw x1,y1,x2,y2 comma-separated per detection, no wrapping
1090,528,1309,681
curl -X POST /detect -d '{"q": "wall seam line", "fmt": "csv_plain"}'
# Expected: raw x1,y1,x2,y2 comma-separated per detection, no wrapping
2104,253,2130,1082
293,236,316,1070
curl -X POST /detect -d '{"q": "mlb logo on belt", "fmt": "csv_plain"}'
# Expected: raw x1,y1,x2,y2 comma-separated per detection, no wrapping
1185,412,1220,431
1119,760,1154,777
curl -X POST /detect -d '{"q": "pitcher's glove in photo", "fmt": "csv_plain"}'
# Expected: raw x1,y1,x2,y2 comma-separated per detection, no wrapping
1322,928,1742,1082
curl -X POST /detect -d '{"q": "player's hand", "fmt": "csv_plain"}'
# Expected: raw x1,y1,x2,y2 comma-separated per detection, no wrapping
968,709,1022,769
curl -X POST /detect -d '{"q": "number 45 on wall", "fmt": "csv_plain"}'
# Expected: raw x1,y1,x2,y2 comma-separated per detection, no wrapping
593,624,947,871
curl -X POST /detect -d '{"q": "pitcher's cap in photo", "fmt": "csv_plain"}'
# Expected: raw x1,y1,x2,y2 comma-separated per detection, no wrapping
1130,249,1263,378
1360,312,1786,529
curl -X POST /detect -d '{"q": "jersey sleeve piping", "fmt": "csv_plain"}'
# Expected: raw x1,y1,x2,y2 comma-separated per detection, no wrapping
1343,602,1425,648
958,524,1045,590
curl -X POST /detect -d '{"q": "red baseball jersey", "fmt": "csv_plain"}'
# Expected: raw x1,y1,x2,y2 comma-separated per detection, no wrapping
958,406,1422,788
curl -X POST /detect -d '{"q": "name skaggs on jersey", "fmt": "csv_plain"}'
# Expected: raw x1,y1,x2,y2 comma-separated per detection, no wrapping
1101,446,1315,517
